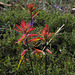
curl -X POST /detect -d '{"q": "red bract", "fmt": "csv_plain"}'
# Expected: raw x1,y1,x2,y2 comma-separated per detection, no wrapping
28,37,45,43
27,34,38,38
17,49,28,70
20,21,25,31
15,34,26,51
24,59,29,62
14,24,23,33
14,21,35,34
14,21,30,34
46,49,52,55
32,13,37,19
31,51,38,54
21,50,28,62
26,22,30,30
38,24,53,41
31,48,45,56
15,34,26,44
26,27,35,34
27,3,37,19
27,3,37,13
34,48,45,55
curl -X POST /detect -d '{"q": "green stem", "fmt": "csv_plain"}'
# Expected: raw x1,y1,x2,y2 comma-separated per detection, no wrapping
31,11,33,27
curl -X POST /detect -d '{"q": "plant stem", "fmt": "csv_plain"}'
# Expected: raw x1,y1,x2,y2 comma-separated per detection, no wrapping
31,12,33,27
45,53,47,75
26,38,34,74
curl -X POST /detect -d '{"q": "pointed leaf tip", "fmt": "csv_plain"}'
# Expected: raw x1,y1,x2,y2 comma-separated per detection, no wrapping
46,49,52,55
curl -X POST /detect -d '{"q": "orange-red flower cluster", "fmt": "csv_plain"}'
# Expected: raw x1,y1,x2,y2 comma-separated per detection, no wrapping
27,3,37,19
14,21,34,34
27,3,37,13
38,24,53,41
31,24,53,57
14,20,45,51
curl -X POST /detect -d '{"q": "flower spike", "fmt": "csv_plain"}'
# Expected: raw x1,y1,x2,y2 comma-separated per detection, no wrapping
27,3,36,13
38,24,53,41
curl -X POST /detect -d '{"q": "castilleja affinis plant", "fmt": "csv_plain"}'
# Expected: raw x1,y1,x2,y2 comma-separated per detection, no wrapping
14,3,65,74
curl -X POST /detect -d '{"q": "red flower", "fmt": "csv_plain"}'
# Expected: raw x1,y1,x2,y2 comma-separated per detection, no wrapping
14,21,30,33
27,3,37,19
14,21,35,34
38,24,53,41
27,3,37,13
14,21,39,51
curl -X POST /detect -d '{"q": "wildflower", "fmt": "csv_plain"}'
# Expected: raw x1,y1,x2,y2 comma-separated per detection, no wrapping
14,2,17,5
54,4,64,12
54,4,57,7
27,3,37,13
27,3,37,19
14,21,28,33
38,24,53,41
14,21,35,34
14,21,38,51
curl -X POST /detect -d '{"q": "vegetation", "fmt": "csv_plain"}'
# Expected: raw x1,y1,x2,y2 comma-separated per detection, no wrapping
0,0,75,75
